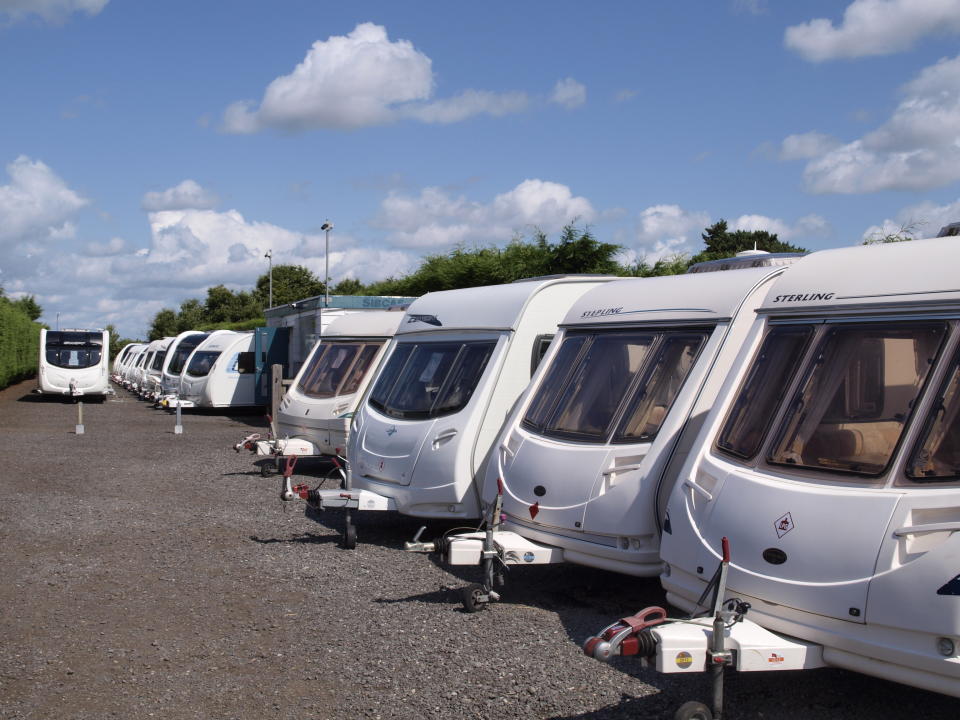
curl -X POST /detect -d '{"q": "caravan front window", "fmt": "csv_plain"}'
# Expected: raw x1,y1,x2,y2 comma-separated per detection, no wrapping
297,341,384,399
185,351,221,378
150,352,166,371
168,335,206,375
522,329,707,443
717,326,813,460
768,322,946,477
45,331,103,369
907,349,960,483
367,340,496,420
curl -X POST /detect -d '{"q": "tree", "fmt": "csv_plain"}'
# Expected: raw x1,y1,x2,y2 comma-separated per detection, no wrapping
254,264,325,307
689,220,806,265
862,220,924,245
11,295,42,321
176,298,205,332
332,277,364,295
149,309,178,340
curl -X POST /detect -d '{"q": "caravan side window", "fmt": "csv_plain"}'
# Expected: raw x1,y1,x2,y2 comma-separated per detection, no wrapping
339,342,384,395
297,342,378,399
768,322,946,477
907,347,960,483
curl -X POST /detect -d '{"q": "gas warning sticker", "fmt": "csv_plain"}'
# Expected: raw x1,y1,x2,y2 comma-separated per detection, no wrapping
675,651,693,669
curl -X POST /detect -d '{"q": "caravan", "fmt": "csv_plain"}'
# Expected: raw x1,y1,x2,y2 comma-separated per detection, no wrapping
175,331,259,408
281,276,612,547
246,310,404,468
135,337,174,400
38,328,110,397
158,331,210,405
583,237,960,715
431,257,798,610
112,342,145,384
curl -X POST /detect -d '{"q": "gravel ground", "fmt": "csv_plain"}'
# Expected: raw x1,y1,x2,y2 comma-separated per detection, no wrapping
0,377,956,719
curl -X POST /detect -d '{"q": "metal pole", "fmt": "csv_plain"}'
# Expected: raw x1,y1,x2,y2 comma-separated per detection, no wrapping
321,221,333,307
267,250,273,309
56,312,60,331
75,400,84,435
174,401,183,435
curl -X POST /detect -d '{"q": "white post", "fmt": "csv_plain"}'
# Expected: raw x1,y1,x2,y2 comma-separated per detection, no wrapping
174,401,183,435
75,400,84,435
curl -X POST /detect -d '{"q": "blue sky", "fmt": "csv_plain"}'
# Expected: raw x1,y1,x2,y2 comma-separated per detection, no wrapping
3,0,960,338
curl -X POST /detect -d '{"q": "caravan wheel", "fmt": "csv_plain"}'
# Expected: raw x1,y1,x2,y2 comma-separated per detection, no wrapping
674,701,712,720
461,584,487,613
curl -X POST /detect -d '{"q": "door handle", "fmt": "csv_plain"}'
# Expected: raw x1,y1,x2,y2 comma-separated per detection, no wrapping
683,479,713,502
894,522,960,537
601,464,642,476
433,429,458,448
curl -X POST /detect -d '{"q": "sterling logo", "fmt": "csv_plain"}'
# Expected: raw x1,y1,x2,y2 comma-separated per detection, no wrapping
386,425,397,436
407,314,442,326
772,292,835,303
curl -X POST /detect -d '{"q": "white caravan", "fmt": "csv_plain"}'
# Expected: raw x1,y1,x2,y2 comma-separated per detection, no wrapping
112,342,141,380
112,342,145,383
433,260,797,610
138,336,174,400
583,237,960,715
282,276,612,547
123,345,150,390
38,328,110,397
248,310,404,466
158,331,209,405
175,331,258,408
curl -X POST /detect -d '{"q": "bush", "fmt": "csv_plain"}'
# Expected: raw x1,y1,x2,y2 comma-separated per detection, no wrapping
0,303,41,389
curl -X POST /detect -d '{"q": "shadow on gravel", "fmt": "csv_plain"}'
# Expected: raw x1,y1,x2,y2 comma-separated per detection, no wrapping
372,587,459,606
17,392,106,403
247,532,336,545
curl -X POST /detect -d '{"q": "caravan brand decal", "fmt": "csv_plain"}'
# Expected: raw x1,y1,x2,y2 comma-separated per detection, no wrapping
774,512,795,539
386,425,397,436
937,573,960,596
767,653,785,665
771,292,835,303
675,652,693,669
581,307,623,319
407,314,442,326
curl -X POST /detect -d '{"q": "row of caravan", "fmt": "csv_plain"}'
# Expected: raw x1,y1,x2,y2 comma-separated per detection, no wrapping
112,329,279,408
249,236,960,711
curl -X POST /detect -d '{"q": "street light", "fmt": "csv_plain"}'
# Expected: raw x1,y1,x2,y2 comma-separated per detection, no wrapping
264,250,273,309
56,312,60,331
320,221,333,307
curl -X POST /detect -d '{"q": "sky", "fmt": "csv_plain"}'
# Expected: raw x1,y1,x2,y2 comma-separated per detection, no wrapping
4,0,960,338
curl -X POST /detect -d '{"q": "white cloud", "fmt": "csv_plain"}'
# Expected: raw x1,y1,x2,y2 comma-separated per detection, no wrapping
82,236,125,256
730,213,830,240
141,179,219,212
631,204,711,262
377,179,595,249
0,155,88,244
860,197,960,242
550,78,586,109
615,89,638,103
785,0,960,62
801,54,960,192
0,0,107,24
221,23,532,133
779,131,842,160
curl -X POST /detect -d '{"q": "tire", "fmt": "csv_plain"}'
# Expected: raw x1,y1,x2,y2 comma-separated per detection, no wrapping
260,460,274,478
461,583,486,613
343,523,357,550
674,701,713,720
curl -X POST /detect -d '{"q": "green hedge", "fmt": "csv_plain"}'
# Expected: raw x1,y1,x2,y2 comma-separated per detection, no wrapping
0,304,41,389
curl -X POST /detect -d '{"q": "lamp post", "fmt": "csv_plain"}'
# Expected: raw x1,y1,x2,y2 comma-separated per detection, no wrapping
264,250,273,308
56,312,60,331
320,221,333,307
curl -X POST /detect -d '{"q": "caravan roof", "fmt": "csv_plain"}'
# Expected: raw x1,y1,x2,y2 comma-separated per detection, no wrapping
562,267,779,328
399,276,603,334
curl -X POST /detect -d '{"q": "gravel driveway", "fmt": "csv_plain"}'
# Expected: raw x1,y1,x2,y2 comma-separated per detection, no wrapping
0,378,955,719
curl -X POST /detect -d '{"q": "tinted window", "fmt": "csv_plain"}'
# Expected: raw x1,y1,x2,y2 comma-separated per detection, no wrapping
768,322,946,477
716,325,813,460
185,351,221,378
368,341,496,419
237,351,256,374
522,329,708,443
44,331,104,369
908,349,960,483
168,334,207,375
297,341,383,399
150,351,166,371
